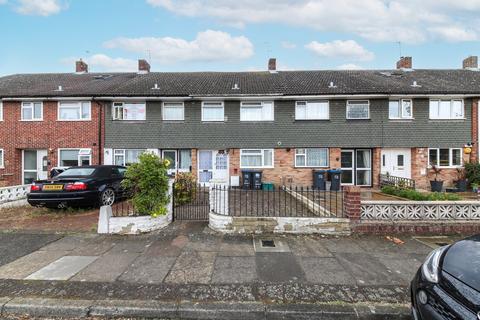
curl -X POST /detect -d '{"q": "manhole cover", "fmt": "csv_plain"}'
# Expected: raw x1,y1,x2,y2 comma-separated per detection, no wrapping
261,240,276,248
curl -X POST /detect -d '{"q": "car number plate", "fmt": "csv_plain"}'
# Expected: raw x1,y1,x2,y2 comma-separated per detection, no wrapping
42,184,63,191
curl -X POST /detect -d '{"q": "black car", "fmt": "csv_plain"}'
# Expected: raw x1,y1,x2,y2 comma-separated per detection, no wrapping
27,165,127,208
411,235,480,320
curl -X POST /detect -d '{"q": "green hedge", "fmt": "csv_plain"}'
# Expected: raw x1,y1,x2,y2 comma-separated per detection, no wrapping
465,162,480,185
381,186,461,201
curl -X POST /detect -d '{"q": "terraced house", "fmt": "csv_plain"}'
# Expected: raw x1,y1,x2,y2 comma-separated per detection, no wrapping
0,57,478,190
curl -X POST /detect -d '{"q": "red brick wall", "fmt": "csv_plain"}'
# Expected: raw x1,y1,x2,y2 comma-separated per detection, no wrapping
228,148,341,186
0,100,103,186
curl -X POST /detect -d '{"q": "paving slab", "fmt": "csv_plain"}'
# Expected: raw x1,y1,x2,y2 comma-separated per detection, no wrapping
68,237,116,256
212,256,257,284
321,238,366,253
25,256,97,280
299,257,356,285
89,299,178,319
219,237,255,256
287,237,333,257
71,252,139,282
335,253,404,286
108,238,153,254
39,235,94,252
119,255,177,284
184,234,222,252
178,301,265,320
377,256,423,282
144,235,187,257
165,251,216,284
0,233,62,267
0,250,69,279
256,253,306,283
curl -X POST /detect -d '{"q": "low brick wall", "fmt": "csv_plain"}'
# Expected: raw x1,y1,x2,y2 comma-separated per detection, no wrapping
352,220,480,235
209,212,351,235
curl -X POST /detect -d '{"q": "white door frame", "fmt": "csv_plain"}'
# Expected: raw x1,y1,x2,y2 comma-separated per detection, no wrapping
381,148,411,179
341,149,355,185
162,149,178,175
198,150,214,185
197,150,230,185
22,149,48,184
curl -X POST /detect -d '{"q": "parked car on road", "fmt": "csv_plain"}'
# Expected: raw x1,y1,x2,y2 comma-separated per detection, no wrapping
411,235,480,320
27,165,127,208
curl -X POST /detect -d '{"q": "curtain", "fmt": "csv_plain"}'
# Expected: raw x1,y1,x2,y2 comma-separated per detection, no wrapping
179,150,191,169
199,151,213,170
203,106,223,121
164,105,183,120
306,148,327,166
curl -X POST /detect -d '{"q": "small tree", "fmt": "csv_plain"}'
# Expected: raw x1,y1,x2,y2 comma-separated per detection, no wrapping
174,172,197,206
121,153,170,217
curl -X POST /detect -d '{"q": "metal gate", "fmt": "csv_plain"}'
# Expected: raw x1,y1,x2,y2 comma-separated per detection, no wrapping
173,182,210,221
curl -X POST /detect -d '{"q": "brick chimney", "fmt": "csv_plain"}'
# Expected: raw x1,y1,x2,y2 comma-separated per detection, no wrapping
463,56,478,69
138,59,151,73
75,59,88,73
396,56,412,69
268,58,276,72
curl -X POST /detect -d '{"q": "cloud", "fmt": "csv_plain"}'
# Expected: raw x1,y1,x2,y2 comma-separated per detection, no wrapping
428,26,478,42
146,0,480,43
15,0,63,16
0,0,7,4
104,30,254,64
305,40,374,61
281,41,296,49
337,63,364,70
62,54,137,72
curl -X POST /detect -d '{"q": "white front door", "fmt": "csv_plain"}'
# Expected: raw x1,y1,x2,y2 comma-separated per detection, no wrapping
23,149,48,184
381,148,411,179
162,150,177,175
198,150,229,185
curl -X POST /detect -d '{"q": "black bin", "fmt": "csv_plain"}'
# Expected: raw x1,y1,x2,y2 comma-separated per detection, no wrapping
313,170,327,190
242,170,263,189
328,169,342,191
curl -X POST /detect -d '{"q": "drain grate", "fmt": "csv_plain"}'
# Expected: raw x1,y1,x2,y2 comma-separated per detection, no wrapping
261,240,276,248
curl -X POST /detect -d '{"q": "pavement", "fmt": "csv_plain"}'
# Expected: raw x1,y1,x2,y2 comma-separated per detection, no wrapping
0,221,445,319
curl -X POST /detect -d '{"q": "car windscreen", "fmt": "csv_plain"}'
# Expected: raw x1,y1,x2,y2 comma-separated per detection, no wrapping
56,168,96,177
443,239,480,292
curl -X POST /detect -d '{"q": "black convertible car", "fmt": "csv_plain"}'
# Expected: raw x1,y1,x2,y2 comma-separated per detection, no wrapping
411,235,480,320
27,165,127,208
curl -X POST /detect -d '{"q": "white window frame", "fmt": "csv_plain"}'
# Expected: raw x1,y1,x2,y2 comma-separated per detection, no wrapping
428,148,463,168
112,102,146,121
201,101,225,122
240,149,274,169
57,148,92,168
388,99,413,119
21,101,43,121
295,148,329,167
295,101,329,120
429,99,464,120
113,149,146,166
346,100,370,120
240,101,274,121
57,101,91,121
0,149,4,168
162,102,184,121
0,102,3,121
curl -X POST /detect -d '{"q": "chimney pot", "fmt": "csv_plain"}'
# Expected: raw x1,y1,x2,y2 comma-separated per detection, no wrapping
463,56,478,69
75,59,88,73
138,59,151,73
268,58,276,71
396,56,412,69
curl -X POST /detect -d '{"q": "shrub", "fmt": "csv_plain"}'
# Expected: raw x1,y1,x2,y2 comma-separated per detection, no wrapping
174,172,197,206
465,162,480,185
381,186,461,201
121,153,170,217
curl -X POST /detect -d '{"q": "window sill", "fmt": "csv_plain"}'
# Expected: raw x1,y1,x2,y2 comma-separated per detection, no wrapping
19,119,43,122
428,118,466,122
294,119,330,121
202,121,225,123
239,167,274,169
389,118,414,122
57,119,92,122
346,118,371,121
295,166,329,168
162,119,185,122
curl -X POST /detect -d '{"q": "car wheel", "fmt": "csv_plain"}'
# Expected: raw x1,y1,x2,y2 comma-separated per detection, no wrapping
100,188,116,206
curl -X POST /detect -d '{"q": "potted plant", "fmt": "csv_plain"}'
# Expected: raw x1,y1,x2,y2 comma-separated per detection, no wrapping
455,167,467,192
472,182,479,193
430,165,443,192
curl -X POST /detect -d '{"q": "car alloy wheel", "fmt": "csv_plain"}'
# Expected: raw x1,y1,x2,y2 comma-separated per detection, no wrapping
101,188,115,206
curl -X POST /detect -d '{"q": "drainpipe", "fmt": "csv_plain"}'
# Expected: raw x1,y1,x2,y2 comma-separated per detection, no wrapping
93,99,104,165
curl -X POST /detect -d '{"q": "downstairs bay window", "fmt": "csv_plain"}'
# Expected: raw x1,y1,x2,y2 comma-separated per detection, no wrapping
428,148,462,167
114,149,146,166
295,148,328,167
240,149,273,168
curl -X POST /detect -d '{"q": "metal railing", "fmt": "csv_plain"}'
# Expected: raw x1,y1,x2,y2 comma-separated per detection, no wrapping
211,185,344,218
379,174,416,190
173,182,210,221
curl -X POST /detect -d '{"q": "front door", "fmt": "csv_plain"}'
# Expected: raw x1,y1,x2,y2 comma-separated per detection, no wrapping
341,149,372,186
23,149,48,184
162,150,177,175
213,151,229,182
381,148,411,179
198,150,213,184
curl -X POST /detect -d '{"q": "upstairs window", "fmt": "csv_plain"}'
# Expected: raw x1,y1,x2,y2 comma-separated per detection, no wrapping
240,149,273,168
429,99,464,120
428,148,462,167
162,102,184,121
21,102,43,121
295,101,329,120
295,148,329,167
114,149,146,166
202,102,224,122
113,102,146,121
347,100,370,119
240,101,274,121
58,101,91,121
389,99,412,119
